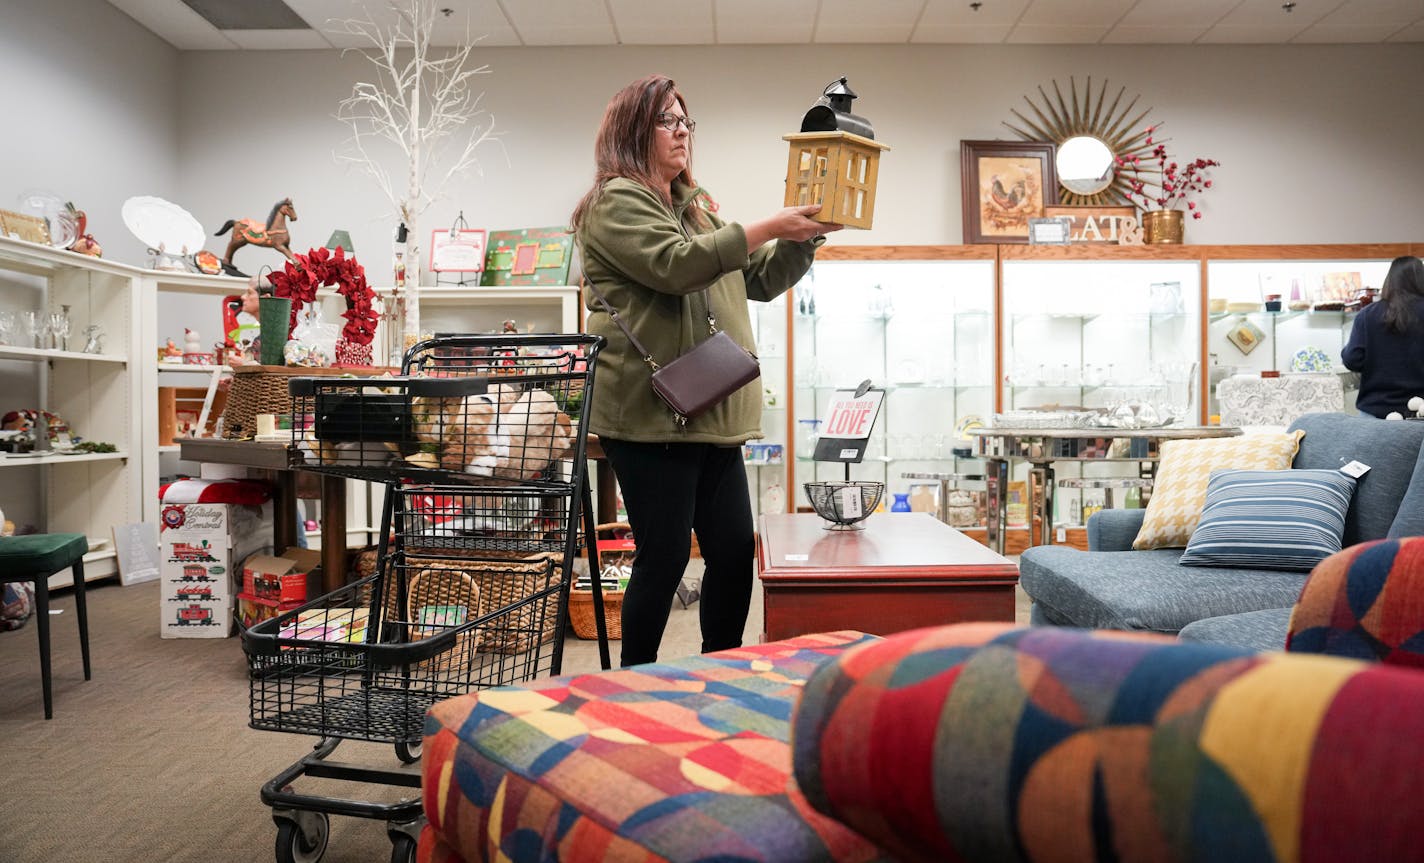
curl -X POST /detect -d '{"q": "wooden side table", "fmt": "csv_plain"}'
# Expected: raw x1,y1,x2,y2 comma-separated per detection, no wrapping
756,512,1019,641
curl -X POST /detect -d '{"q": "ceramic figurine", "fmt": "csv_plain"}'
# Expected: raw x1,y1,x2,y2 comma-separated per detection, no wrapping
184,328,201,355
65,203,102,257
213,197,298,277
81,325,103,354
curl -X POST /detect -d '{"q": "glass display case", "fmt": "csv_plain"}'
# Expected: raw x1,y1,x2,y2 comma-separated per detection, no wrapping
786,250,997,516
999,251,1203,528
1204,254,1394,419
745,291,789,517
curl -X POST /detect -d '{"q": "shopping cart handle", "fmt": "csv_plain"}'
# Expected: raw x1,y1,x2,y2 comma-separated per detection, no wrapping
288,376,489,398
403,376,489,398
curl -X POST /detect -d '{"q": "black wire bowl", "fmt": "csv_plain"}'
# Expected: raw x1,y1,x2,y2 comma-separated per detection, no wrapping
804,481,884,530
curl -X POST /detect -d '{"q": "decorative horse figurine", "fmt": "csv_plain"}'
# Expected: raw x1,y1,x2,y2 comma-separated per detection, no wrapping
214,197,298,277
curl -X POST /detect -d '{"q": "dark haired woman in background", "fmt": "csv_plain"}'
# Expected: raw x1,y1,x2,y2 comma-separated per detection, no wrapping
570,74,840,666
1342,255,1424,418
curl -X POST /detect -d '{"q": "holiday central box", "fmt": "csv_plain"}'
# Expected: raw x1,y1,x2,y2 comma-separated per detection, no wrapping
158,479,274,638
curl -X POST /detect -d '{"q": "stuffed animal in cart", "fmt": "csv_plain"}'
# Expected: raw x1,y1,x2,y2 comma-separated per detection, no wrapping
408,383,575,480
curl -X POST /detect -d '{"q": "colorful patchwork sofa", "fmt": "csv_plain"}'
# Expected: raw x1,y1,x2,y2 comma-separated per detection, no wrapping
418,546,1424,863
1019,412,1424,648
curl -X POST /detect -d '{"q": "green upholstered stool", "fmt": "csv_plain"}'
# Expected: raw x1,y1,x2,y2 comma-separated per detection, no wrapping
0,533,91,719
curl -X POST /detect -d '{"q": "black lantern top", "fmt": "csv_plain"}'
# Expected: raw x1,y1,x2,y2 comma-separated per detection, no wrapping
799,76,874,140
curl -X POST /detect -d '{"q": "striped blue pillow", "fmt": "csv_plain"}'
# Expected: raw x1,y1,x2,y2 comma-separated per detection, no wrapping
1180,469,1357,572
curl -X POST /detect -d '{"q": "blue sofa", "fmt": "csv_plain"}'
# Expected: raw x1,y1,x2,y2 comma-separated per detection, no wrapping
1019,412,1424,649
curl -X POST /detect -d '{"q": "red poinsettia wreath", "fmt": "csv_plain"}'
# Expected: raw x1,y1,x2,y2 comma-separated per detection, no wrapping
266,246,380,366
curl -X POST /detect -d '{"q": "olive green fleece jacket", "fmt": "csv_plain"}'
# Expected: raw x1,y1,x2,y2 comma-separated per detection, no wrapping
577,177,821,444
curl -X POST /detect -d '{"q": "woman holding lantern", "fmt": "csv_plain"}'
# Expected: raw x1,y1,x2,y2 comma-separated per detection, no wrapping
571,73,840,667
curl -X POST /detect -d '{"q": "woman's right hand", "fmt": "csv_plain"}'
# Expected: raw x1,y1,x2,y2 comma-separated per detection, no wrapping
745,205,844,251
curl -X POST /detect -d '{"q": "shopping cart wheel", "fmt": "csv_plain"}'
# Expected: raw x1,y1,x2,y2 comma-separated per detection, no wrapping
394,738,422,764
389,831,417,863
275,812,329,863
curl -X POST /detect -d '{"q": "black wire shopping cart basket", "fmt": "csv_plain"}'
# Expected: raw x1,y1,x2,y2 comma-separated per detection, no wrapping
241,333,609,863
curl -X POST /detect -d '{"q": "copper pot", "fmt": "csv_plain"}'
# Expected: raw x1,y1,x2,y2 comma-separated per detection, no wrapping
1141,209,1185,244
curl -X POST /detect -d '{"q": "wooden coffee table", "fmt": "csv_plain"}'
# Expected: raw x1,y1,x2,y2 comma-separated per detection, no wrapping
756,512,1019,641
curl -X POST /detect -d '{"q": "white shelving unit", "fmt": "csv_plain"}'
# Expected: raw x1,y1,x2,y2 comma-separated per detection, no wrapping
142,269,246,528
0,235,142,585
413,284,581,338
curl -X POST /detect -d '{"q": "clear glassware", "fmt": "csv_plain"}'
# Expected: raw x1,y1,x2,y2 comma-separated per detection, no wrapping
0,311,14,345
48,311,71,351
82,324,104,354
23,310,45,349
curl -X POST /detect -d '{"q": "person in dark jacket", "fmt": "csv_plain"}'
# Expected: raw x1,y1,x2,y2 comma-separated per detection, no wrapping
1342,255,1424,418
570,74,840,666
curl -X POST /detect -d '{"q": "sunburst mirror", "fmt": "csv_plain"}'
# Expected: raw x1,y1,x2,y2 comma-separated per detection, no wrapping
1003,77,1161,206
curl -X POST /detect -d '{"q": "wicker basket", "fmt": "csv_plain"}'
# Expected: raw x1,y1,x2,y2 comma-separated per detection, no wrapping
569,588,622,640
413,555,560,655
221,364,393,440
569,522,634,640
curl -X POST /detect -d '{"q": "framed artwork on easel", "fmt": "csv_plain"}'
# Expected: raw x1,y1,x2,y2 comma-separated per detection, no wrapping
429,227,486,285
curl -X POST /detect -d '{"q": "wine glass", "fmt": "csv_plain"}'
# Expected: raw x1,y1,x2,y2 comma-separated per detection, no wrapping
48,311,71,352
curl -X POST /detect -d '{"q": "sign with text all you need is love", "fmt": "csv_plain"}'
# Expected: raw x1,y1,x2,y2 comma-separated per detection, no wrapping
814,386,885,463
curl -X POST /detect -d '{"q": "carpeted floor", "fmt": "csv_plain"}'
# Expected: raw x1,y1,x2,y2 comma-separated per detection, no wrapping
1,563,1027,862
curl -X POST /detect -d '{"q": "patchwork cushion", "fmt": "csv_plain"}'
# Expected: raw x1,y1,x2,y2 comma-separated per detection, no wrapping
1287,537,1424,667
794,624,1424,863
1180,469,1356,572
1288,412,1424,545
1133,431,1303,550
1019,545,1307,633
420,631,884,863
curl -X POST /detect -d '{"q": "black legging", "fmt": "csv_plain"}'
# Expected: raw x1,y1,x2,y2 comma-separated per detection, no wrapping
598,438,754,666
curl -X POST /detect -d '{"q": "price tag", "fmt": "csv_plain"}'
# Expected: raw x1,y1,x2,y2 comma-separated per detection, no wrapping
784,554,809,562
839,448,859,459
1339,460,1371,478
837,486,863,520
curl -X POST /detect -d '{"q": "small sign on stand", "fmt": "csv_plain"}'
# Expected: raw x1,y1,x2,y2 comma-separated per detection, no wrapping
813,380,885,471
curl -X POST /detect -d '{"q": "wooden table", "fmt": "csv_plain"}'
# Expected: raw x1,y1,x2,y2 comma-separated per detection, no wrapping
756,512,1019,641
178,439,349,592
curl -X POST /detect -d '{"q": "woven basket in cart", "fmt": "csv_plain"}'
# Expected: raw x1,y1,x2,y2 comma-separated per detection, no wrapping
409,553,560,655
221,364,393,439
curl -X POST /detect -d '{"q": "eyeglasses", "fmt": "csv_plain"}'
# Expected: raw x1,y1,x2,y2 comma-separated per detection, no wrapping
654,112,696,133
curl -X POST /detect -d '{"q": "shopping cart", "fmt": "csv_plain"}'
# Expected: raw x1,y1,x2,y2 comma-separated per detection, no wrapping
241,334,610,863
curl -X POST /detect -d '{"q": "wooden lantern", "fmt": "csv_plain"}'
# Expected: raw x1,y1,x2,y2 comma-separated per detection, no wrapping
783,131,889,230
783,77,889,230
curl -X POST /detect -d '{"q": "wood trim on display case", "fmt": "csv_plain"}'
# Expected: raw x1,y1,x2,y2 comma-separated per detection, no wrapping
816,244,998,261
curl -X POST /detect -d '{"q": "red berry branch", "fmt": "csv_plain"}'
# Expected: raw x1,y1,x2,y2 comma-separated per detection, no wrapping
1116,126,1220,220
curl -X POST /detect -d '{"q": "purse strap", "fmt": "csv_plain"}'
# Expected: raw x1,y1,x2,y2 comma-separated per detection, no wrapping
583,278,717,371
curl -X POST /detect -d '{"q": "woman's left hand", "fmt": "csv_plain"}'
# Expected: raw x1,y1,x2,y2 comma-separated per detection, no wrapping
746,205,844,250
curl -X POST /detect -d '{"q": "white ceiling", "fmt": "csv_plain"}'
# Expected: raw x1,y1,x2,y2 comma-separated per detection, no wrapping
106,0,1424,50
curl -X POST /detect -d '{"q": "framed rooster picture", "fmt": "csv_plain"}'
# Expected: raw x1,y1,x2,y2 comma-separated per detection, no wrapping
960,141,1059,245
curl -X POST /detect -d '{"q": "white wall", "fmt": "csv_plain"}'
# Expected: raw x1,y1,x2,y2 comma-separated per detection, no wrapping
0,0,180,265
171,41,1424,282
1,2,1421,275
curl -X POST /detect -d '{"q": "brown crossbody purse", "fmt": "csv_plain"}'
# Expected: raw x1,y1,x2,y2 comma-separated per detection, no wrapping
585,280,760,425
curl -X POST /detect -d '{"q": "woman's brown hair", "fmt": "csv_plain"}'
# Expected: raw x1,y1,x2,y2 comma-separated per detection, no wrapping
570,74,704,233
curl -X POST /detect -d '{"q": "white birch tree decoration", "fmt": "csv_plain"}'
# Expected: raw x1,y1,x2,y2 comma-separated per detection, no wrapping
331,0,498,348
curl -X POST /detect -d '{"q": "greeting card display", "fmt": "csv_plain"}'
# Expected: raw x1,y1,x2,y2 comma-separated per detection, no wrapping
480,227,573,287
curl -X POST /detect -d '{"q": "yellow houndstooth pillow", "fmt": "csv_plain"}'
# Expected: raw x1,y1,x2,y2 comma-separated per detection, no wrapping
1132,430,1305,550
